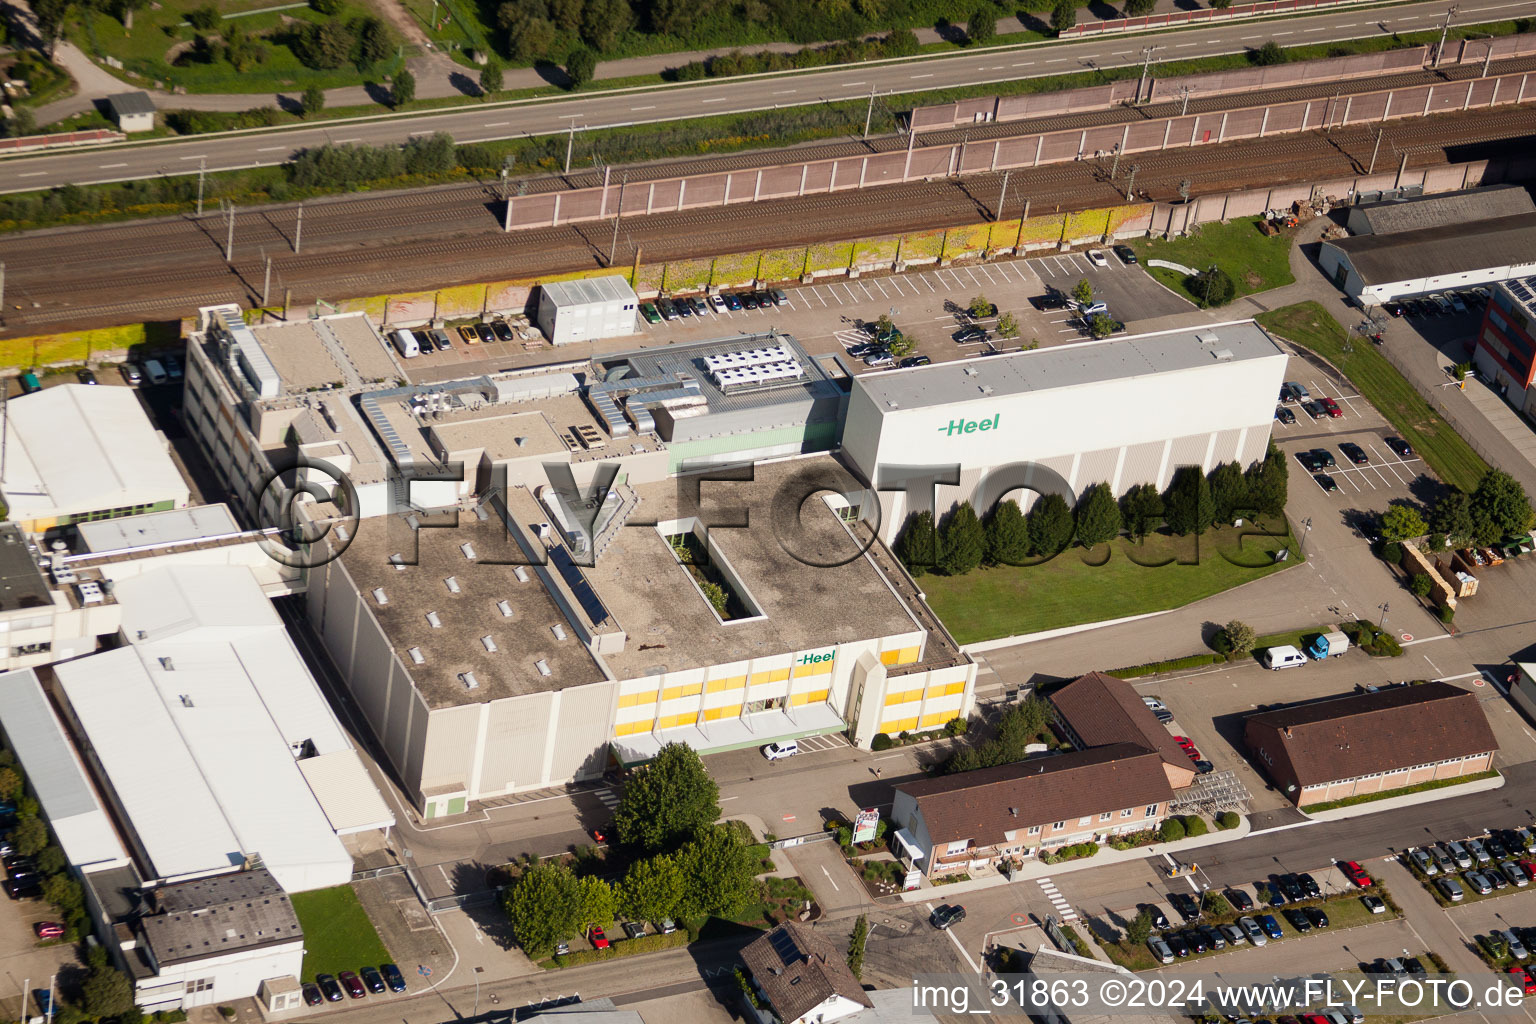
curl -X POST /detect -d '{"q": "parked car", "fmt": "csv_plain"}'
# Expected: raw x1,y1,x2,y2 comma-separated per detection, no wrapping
1384,302,1406,317
930,904,966,929
121,362,144,385
1296,450,1325,472
1276,406,1296,425
762,740,799,760
1237,916,1267,946
1182,928,1206,954
1384,437,1413,458
33,921,63,939
316,975,343,1002
491,321,515,342
1219,922,1247,946
900,355,932,368
1319,396,1342,418
1113,245,1138,265
1465,870,1494,895
1086,249,1109,268
303,984,323,1007
738,292,759,310
1258,914,1284,940
360,967,386,994
381,963,406,993
589,925,610,948
1340,860,1372,887
339,971,366,999
1314,474,1338,493
1169,891,1201,922
657,299,678,320
456,325,478,343
1521,861,1536,883
639,303,661,324
674,296,692,317
1339,443,1369,465
1295,872,1320,898
3,879,40,899
1409,847,1438,875
76,367,98,385
474,323,497,343
1147,935,1174,964
1509,966,1536,995
1430,845,1457,873
954,326,987,344
1469,838,1492,863
1165,931,1189,957
660,918,678,934
622,921,647,940
1507,929,1531,960
864,351,896,368
430,330,453,352
1141,903,1169,930
1199,924,1226,950
1490,867,1510,891
689,296,709,316
1301,400,1324,419
1361,895,1386,915
1436,876,1465,901
1304,907,1329,929
769,288,788,305
723,292,743,310
1487,835,1509,860
1282,909,1313,933
1447,841,1474,868
708,294,727,312
164,354,184,380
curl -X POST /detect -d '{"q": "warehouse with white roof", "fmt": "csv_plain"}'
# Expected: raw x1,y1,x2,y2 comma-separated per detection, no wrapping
52,565,390,892
535,275,639,344
841,321,1288,541
0,384,190,534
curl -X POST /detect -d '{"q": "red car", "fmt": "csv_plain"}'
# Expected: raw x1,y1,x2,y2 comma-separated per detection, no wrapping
1319,397,1342,418
1341,860,1372,887
1520,861,1536,882
33,921,63,939
339,971,366,999
588,926,609,950
1510,966,1536,995
1173,736,1191,746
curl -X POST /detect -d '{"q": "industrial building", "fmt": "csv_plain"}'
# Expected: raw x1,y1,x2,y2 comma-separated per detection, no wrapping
1243,682,1498,806
1318,212,1536,305
0,383,190,534
1344,184,1534,235
841,322,1288,541
1472,274,1536,413
535,275,640,344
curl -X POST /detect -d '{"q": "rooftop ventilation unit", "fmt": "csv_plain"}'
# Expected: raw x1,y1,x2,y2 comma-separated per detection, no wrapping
372,588,389,605
461,543,477,560
475,504,490,521
497,600,513,618
159,657,175,671
426,611,442,628
481,635,499,653
408,647,425,665
963,366,979,377
1211,348,1234,362
514,567,530,583
1196,332,1221,345
334,525,350,542
552,624,568,640
445,576,460,593
460,672,479,690
535,659,552,677
390,554,407,571
77,581,103,605
179,694,194,708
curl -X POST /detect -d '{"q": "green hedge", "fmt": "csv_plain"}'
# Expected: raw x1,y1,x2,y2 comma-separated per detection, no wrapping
1108,654,1220,678
546,929,689,968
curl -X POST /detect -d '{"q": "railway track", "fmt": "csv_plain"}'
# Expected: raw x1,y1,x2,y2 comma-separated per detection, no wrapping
3,105,1530,337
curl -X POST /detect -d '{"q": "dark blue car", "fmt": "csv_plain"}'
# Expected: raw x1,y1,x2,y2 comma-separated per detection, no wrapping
380,963,406,993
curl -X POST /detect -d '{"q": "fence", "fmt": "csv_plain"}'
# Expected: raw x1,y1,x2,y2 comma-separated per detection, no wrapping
912,34,1536,130
504,69,1536,232
0,129,126,153
1061,0,1383,37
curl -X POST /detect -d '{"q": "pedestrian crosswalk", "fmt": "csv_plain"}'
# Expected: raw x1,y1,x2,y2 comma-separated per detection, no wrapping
595,788,620,810
795,733,850,753
1037,876,1078,923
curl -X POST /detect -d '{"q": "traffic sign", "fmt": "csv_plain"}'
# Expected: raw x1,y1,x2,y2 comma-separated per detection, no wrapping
418,965,432,978
1400,633,1413,642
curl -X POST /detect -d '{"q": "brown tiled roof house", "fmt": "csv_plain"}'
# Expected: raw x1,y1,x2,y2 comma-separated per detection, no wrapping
740,922,872,1024
1243,681,1498,806
1048,671,1197,789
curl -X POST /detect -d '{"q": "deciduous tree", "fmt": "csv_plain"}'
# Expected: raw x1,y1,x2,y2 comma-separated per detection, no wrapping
479,61,504,97
967,9,995,44
503,862,594,957
1471,469,1535,546
1071,278,1093,305
613,742,720,854
391,68,415,108
1380,503,1427,543
581,0,633,50
81,968,134,1017
619,854,682,925
1222,620,1257,657
1429,489,1475,547
566,45,597,89
674,823,759,920
301,85,326,118
1050,0,1076,33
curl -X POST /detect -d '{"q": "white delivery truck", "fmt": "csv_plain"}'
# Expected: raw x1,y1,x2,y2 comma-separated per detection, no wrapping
392,329,420,358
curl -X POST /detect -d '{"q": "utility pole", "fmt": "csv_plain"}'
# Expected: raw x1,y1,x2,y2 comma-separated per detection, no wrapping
1434,3,1458,68
863,85,877,139
0,262,5,320
1110,143,1123,180
223,200,235,262
608,171,628,268
1180,85,1193,117
995,170,1010,222
564,122,577,175
1483,38,1494,77
262,253,271,307
1368,126,1384,174
1136,45,1162,105
294,202,303,254
1125,163,1139,200
501,167,511,231
196,156,206,217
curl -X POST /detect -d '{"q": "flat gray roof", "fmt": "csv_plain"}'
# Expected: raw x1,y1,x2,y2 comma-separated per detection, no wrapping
108,92,155,116
0,524,53,611
140,868,302,967
604,331,844,415
854,321,1283,412
1352,184,1534,235
542,275,636,308
0,669,99,819
1326,213,1536,286
342,510,608,708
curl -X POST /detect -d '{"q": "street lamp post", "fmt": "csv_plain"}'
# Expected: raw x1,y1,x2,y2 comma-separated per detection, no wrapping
1379,602,1390,633
1298,517,1313,558
473,966,483,1016
1434,4,1459,68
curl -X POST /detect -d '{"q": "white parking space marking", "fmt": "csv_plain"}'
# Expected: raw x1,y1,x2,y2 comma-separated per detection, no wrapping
922,275,938,293
858,281,875,301
873,279,890,298
811,288,828,307
977,265,998,285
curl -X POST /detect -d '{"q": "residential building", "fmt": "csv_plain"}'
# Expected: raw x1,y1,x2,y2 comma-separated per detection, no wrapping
1318,213,1536,304
890,744,1174,877
1048,671,1197,789
1243,681,1498,806
0,383,189,534
535,275,640,344
740,922,872,1024
840,321,1287,542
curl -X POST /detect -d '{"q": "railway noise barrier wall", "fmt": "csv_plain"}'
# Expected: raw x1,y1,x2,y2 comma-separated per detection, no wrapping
0,129,127,152
504,69,1536,233
912,35,1536,130
1059,0,1365,36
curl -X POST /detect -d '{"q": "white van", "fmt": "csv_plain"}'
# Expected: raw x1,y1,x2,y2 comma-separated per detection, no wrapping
392,329,420,358
143,359,168,385
1260,645,1308,671
761,740,799,761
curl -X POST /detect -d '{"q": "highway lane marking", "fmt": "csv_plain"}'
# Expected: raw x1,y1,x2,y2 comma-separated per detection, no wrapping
1012,61,1032,66
1176,41,1197,46
1241,34,1263,39
100,163,127,168
179,154,208,160
1045,57,1068,62
631,105,656,110
336,138,361,143
773,89,797,95
1274,30,1294,35
258,146,285,151
408,130,434,137
701,97,728,103
484,121,509,127
911,73,934,79
18,172,44,177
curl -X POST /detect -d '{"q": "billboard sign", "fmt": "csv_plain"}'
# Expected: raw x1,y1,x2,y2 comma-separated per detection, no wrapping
852,807,881,844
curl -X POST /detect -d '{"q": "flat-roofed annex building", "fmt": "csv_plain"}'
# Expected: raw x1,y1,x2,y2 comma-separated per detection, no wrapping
308,456,975,818
1319,213,1536,304
841,322,1287,542
536,275,639,345
1243,681,1498,806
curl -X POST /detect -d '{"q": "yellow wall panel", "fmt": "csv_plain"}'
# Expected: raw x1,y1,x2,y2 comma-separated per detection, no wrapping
927,680,966,698
793,658,834,676
751,668,791,685
703,704,742,721
884,688,924,707
616,719,653,736
920,711,955,728
880,650,901,666
897,647,921,666
706,676,745,693
880,716,919,734
790,689,830,706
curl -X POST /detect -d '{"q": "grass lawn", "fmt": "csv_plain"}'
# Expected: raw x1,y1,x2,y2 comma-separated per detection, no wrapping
922,519,1300,645
1131,216,1295,304
1302,769,1499,813
289,885,393,981
1256,302,1489,493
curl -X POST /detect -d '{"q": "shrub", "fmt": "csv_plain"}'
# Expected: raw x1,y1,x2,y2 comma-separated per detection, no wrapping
566,46,598,90
1217,811,1240,830
187,4,221,30
967,9,996,44
311,0,343,12
1375,632,1404,656
1181,815,1208,837
1251,40,1288,65
1157,818,1185,842
944,717,968,737
1222,620,1257,658
1381,541,1403,564
871,733,893,751
1050,0,1076,32
1187,266,1235,307
1410,573,1433,597
1437,604,1456,623
883,28,919,57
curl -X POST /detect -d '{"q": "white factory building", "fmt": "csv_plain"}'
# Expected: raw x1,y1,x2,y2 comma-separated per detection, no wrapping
1319,212,1536,305
841,321,1289,540
0,384,190,534
535,275,640,345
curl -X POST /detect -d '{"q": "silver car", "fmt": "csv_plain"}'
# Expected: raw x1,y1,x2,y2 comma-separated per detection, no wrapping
1430,845,1457,873
1409,848,1438,876
1446,841,1473,868
1146,935,1174,964
1219,923,1246,946
1466,870,1493,895
1436,877,1465,901
1506,862,1531,888
1468,838,1491,864
1507,929,1531,960
1239,916,1267,946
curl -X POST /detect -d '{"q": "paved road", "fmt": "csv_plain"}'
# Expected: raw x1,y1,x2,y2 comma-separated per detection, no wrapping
4,0,1532,193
